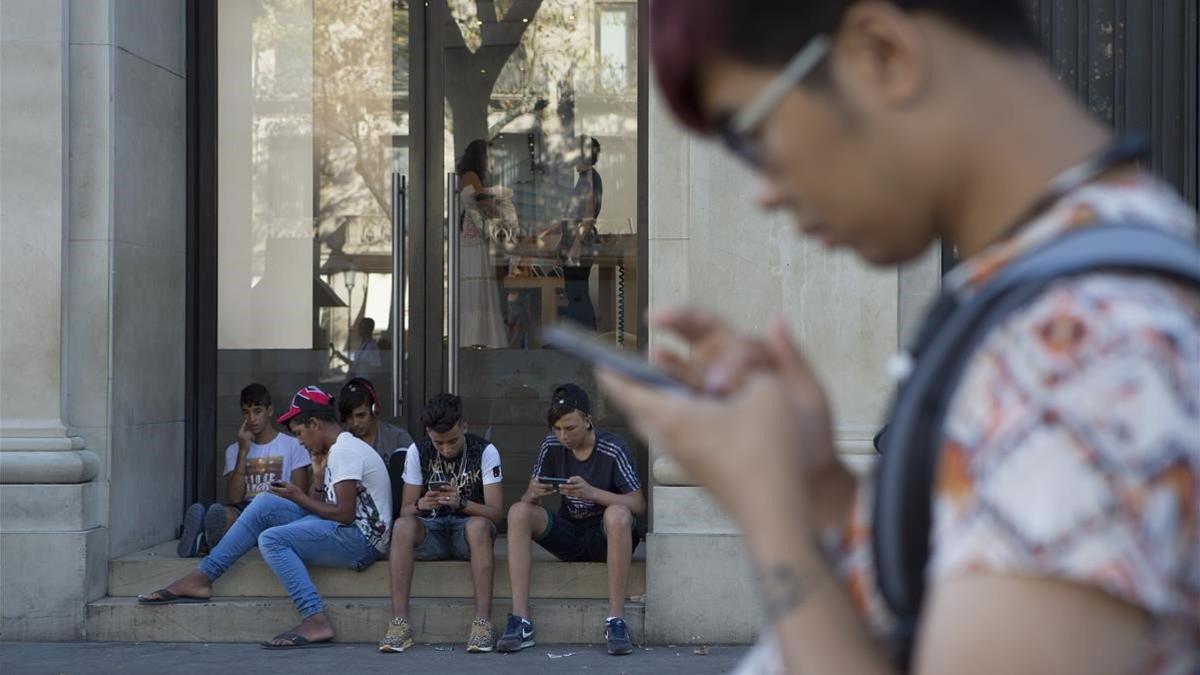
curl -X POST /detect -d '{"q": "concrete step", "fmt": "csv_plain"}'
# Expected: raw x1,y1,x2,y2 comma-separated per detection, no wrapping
86,597,645,645
110,540,645,600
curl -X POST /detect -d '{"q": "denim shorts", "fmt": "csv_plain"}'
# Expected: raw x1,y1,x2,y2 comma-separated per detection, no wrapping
534,507,642,563
412,514,496,561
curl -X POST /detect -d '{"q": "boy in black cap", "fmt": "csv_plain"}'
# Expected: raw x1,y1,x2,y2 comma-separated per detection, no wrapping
498,383,645,656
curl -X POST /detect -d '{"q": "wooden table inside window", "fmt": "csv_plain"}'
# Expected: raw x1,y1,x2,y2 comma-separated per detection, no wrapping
501,274,565,330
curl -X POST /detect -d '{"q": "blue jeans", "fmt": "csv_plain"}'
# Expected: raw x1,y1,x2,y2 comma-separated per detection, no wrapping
198,493,379,617
412,514,496,561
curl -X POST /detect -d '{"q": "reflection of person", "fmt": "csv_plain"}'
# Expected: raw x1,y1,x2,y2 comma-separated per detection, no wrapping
349,317,381,376
380,394,504,655
457,139,509,348
557,136,604,329
338,377,413,463
175,383,312,557
139,386,392,650
600,2,1200,674
499,384,644,657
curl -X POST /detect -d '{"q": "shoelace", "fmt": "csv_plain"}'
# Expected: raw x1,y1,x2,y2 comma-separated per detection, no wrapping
606,619,627,639
505,616,524,635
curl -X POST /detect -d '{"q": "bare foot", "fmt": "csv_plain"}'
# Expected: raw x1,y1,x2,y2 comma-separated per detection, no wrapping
265,613,335,647
140,570,213,602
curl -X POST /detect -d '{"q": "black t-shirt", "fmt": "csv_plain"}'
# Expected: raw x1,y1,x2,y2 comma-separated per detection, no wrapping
532,429,641,521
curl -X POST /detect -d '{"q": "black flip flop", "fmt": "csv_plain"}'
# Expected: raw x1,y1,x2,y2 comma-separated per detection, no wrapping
261,633,334,650
136,589,209,605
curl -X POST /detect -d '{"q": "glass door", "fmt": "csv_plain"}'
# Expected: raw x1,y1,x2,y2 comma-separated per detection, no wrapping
210,0,645,509
214,0,415,500
433,0,643,508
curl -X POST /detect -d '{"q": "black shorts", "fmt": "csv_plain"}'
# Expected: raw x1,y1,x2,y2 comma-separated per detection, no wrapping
534,507,642,563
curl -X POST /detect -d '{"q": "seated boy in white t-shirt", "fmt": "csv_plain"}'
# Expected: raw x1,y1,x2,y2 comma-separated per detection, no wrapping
174,383,311,557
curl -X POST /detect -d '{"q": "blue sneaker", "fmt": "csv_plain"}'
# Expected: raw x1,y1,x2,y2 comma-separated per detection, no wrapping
496,614,535,652
176,503,206,558
605,617,633,655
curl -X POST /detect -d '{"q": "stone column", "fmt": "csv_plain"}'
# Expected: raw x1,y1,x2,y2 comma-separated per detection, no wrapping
0,0,98,483
1,0,103,640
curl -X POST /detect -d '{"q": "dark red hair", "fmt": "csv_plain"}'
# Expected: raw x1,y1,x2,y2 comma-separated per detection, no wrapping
648,0,727,133
650,1,1038,133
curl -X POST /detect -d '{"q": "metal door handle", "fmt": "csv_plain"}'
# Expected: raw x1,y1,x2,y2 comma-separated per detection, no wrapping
447,172,460,393
391,173,406,415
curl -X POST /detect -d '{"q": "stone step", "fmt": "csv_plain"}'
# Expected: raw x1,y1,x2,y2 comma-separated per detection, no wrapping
110,540,645,600
86,597,644,645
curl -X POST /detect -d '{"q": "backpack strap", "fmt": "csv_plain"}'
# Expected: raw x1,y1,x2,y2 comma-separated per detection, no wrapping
871,224,1200,670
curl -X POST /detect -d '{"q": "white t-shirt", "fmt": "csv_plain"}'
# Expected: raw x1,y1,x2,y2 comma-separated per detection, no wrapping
325,432,393,553
223,433,311,501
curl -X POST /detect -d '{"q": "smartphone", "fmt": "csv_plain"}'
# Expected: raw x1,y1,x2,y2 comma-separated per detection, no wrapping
427,480,453,493
537,476,570,487
269,480,286,488
540,324,690,392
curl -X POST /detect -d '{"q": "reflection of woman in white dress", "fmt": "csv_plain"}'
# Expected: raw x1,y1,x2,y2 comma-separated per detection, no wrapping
456,139,508,348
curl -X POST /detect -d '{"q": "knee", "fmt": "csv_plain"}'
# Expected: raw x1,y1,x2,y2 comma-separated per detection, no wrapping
244,492,280,514
465,517,493,546
507,502,533,526
603,504,632,531
257,527,283,550
392,516,418,542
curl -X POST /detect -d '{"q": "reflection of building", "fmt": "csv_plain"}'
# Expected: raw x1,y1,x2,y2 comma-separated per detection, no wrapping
1,0,1196,647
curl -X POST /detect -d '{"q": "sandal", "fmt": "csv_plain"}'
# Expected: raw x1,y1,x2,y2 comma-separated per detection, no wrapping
136,589,209,605
261,632,333,650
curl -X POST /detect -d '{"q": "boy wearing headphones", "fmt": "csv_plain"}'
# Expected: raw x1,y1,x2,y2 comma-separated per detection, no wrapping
499,383,645,656
338,377,413,463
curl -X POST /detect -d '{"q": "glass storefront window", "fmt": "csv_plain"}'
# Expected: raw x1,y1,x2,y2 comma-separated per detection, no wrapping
214,0,643,508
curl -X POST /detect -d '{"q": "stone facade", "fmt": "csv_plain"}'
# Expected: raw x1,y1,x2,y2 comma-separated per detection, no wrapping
0,0,186,639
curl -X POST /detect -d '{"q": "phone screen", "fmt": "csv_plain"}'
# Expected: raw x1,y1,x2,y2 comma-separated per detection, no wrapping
540,324,690,392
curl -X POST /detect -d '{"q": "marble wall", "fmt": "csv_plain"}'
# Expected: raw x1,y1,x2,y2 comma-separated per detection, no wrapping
64,0,187,560
0,0,187,639
641,73,940,643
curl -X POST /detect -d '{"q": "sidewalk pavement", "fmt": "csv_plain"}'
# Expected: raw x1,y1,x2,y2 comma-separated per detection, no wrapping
0,642,749,674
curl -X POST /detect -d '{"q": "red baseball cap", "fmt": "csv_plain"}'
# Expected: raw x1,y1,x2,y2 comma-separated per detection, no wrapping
276,386,335,425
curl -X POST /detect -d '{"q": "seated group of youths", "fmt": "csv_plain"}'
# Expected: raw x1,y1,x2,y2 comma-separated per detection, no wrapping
138,379,644,657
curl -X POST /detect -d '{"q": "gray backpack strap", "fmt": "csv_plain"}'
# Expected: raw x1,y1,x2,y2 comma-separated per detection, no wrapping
872,224,1200,670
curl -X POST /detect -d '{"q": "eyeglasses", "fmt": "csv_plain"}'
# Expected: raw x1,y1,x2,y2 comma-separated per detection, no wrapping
716,36,832,169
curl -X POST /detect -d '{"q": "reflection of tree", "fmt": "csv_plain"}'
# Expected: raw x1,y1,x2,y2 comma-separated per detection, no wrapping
312,0,407,226
443,0,543,157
